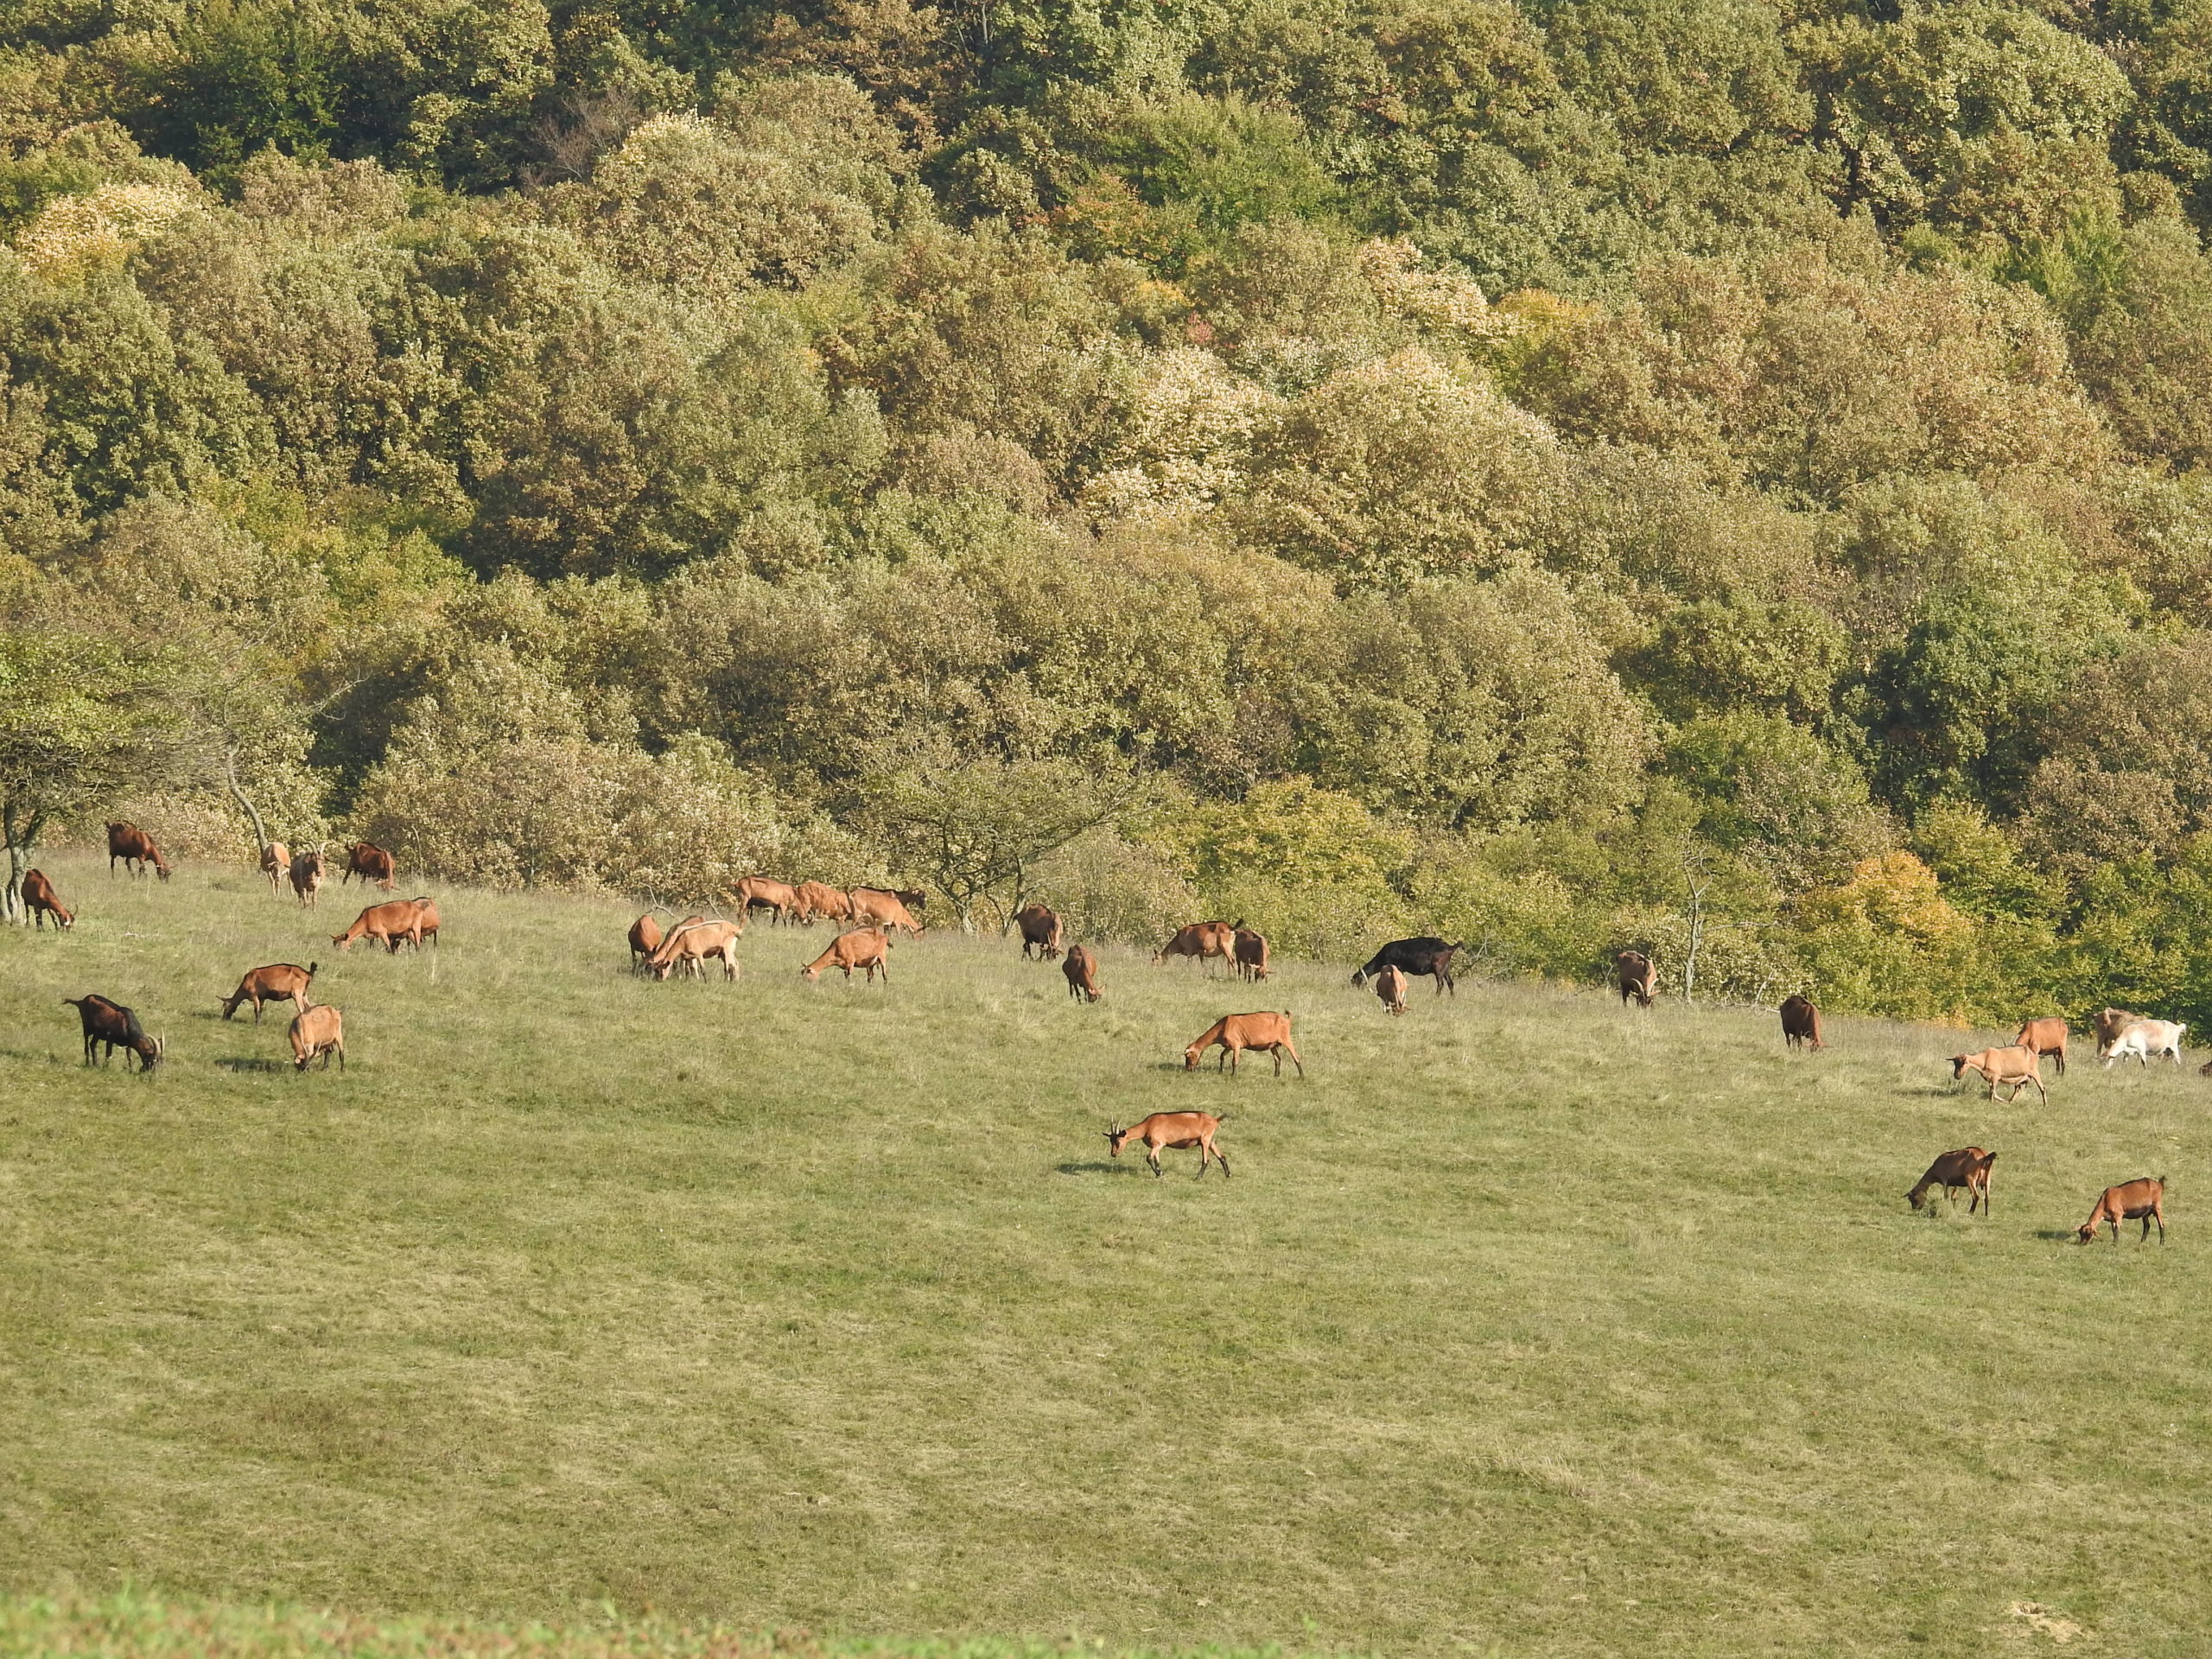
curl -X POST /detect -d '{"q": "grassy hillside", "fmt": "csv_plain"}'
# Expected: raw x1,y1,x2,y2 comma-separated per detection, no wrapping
0,850,2206,1656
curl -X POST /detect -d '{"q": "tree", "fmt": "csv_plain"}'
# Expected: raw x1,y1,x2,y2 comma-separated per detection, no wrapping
862,754,1137,929
0,627,180,918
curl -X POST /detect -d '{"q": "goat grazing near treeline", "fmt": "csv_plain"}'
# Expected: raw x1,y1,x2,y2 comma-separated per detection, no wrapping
1062,943,1101,1002
797,880,853,925
2013,1016,2068,1075
106,822,169,881
1106,1112,1230,1179
1908,1147,1995,1215
628,913,665,973
849,887,924,936
735,876,800,926
1616,950,1655,1007
2077,1177,2165,1245
22,868,72,929
289,1004,345,1071
1352,938,1465,997
1185,1011,1302,1077
647,919,742,982
1781,995,1824,1051
1232,925,1270,982
1016,902,1063,960
333,898,435,953
1154,920,1235,969
1948,1046,2048,1104
802,927,891,983
63,995,161,1071
342,842,396,890
221,962,315,1022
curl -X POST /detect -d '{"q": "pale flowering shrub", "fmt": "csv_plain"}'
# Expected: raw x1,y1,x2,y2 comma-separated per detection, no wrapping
15,182,197,278
1358,237,1524,343
1081,346,1279,521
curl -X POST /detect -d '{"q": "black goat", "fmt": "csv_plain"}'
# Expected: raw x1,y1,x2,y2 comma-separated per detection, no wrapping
63,995,162,1071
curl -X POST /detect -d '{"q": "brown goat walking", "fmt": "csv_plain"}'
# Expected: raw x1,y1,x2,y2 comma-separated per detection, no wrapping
21,868,73,930
222,962,315,1022
289,1004,345,1071
2077,1177,2165,1245
1908,1147,1996,1215
1185,1010,1302,1077
1106,1111,1230,1179
797,880,853,925
2014,1016,2068,1075
735,875,798,926
341,842,396,890
1781,995,1825,1051
1948,1046,2048,1104
289,846,324,906
1376,963,1408,1015
260,841,291,893
1616,950,1656,1007
1062,943,1102,1002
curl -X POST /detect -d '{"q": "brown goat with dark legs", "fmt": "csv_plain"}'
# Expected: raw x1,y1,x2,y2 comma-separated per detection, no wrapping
333,899,431,953
1154,921,1235,969
341,842,396,890
63,995,161,1071
1016,902,1063,960
1106,1112,1229,1179
2078,1177,2165,1245
222,962,315,1021
1185,1011,1303,1077
106,822,169,880
1232,925,1271,982
289,847,324,906
1908,1147,1995,1214
1948,1046,2047,1103
1781,995,1825,1051
2014,1016,2068,1075
289,1004,345,1071
802,927,891,983
1616,950,1655,1007
22,868,72,929
1062,943,1101,1002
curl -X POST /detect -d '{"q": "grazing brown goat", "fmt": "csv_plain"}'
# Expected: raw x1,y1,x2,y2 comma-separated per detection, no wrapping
1232,925,1271,982
797,880,853,925
735,875,799,926
289,846,325,907
1948,1046,2048,1104
21,868,72,930
1376,964,1408,1015
1154,920,1235,970
1016,902,1064,960
1062,943,1102,1002
106,822,169,880
333,899,429,953
2014,1016,2069,1075
63,994,161,1071
1106,1111,1230,1179
404,897,441,950
2077,1176,2165,1245
628,913,665,973
1616,950,1656,1007
1908,1147,1996,1215
341,842,396,890
289,1004,345,1071
1781,995,1825,1051
849,887,924,936
260,841,290,893
1185,1010,1303,1077
222,962,315,1022
802,926,891,983
647,918,742,982
2094,1007,2143,1057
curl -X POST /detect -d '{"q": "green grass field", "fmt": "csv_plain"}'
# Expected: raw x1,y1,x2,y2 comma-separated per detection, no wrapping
2,849,2207,1656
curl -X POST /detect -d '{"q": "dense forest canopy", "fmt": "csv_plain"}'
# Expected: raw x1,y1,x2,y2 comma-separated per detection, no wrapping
4,0,2212,1023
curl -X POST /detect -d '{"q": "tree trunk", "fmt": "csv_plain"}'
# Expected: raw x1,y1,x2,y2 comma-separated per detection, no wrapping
2,802,40,923
225,747,271,861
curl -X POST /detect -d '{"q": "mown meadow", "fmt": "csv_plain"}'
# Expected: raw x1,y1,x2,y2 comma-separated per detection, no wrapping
2,849,2208,1656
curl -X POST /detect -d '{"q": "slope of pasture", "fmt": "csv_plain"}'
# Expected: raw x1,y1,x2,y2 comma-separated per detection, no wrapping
0,851,2206,1657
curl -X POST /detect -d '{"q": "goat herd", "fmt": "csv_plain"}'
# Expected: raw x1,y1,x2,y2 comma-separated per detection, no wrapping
16,829,2191,1243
